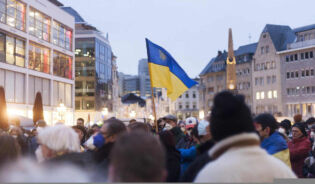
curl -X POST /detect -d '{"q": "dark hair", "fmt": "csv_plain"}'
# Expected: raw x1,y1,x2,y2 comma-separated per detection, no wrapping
0,133,20,168
110,131,166,182
128,122,150,133
104,118,127,137
159,130,176,149
306,117,315,125
77,118,84,123
254,113,278,136
190,125,199,140
72,125,87,143
129,119,137,124
280,119,291,135
210,91,255,141
294,114,302,123
292,122,307,137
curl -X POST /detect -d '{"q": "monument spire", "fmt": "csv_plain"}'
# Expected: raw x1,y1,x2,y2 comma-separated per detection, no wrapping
226,28,237,91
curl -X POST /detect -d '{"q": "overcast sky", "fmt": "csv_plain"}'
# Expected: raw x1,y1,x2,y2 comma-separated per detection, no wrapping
59,0,315,78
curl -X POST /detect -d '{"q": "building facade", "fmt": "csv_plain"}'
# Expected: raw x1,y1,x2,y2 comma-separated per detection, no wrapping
0,0,75,125
175,78,199,120
199,43,256,115
279,24,315,118
252,24,295,116
138,58,151,98
62,7,113,123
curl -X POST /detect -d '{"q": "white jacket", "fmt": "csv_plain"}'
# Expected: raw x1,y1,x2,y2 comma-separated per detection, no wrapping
194,133,296,183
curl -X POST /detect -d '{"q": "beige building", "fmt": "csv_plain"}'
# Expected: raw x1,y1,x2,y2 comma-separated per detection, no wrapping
278,24,315,118
199,43,256,115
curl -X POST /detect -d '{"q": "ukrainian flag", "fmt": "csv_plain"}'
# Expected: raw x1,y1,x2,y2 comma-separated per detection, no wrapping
146,38,198,101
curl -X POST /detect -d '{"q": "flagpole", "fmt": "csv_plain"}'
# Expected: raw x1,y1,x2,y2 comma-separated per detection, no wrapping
145,39,159,133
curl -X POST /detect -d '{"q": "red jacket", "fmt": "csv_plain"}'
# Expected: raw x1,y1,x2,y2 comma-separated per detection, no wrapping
288,136,311,178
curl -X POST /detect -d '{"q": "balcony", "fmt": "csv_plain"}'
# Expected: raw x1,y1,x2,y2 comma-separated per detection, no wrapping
288,39,315,50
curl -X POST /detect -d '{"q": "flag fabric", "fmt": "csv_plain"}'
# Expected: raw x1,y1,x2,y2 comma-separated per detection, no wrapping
146,38,198,101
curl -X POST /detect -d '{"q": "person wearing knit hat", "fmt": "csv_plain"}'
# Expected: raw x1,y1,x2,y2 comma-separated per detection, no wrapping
288,122,311,178
194,91,296,183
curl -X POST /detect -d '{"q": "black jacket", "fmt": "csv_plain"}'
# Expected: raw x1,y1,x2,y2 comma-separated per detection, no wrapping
45,151,94,169
165,147,181,182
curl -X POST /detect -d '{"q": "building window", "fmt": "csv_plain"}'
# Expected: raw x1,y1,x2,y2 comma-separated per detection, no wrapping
286,72,290,79
256,92,260,100
273,90,277,98
285,55,289,62
305,52,309,59
261,91,265,99
290,55,293,61
294,54,298,61
311,69,314,76
53,51,73,79
295,71,299,78
306,70,310,77
271,61,275,69
268,90,272,99
266,46,269,53
2,34,25,67
192,91,196,98
179,103,182,109
29,8,51,42
82,100,94,110
301,53,304,60
28,42,50,73
185,102,189,109
75,100,80,110
310,51,313,58
53,21,72,51
302,70,305,77
267,76,271,84
185,93,189,98
1,0,26,31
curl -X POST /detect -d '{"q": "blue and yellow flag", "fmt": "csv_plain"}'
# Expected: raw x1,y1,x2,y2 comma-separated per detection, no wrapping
146,38,198,101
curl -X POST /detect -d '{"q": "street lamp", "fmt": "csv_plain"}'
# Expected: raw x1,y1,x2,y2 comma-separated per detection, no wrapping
102,107,109,119
129,111,136,118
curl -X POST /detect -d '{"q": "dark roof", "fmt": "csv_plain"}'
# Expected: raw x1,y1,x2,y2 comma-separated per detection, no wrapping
293,24,315,33
200,43,257,76
61,7,85,23
48,0,63,6
235,42,257,56
262,24,296,51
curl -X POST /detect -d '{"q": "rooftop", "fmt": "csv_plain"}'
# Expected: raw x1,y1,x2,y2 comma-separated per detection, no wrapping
61,7,85,23
293,24,315,33
48,0,63,7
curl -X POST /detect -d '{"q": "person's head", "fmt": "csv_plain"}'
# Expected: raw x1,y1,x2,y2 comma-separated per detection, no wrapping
191,125,200,144
109,131,166,182
292,122,307,140
159,131,176,150
210,91,255,142
72,125,87,144
9,126,23,138
91,124,100,133
198,120,211,143
100,118,127,144
127,122,150,133
0,133,20,168
279,119,291,135
185,117,197,130
37,125,81,161
157,118,165,131
76,118,85,127
306,117,315,128
178,122,186,133
129,119,137,125
253,113,278,140
162,115,177,128
294,114,302,124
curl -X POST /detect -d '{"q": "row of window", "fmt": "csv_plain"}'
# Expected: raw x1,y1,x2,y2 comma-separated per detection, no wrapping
178,102,197,110
236,68,250,76
0,68,72,107
0,0,73,51
260,45,269,54
237,82,250,90
256,90,278,100
287,86,315,96
254,61,276,71
0,30,73,79
286,69,315,79
255,76,276,86
256,105,278,114
75,99,95,110
285,51,313,62
179,91,197,99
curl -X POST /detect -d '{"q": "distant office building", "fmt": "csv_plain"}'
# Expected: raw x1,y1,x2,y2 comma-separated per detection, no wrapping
138,58,152,97
0,0,75,125
123,75,140,95
62,7,113,122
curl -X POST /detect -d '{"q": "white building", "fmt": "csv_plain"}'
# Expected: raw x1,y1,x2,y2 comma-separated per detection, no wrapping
0,0,75,125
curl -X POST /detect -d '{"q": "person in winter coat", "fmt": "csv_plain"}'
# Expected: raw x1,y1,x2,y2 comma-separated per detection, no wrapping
254,113,291,167
288,122,312,178
194,91,296,183
159,131,181,182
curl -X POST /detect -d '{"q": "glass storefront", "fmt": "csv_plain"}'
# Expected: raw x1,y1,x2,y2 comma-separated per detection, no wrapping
0,0,26,31
29,8,50,42
53,51,73,79
28,42,50,73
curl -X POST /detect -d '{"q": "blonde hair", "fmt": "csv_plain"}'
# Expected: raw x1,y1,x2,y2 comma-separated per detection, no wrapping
37,124,80,153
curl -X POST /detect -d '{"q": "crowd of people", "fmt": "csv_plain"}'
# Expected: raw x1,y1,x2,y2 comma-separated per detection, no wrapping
1,91,315,182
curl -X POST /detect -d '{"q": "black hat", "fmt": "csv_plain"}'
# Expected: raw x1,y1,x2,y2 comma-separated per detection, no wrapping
306,117,315,125
292,122,307,137
210,91,255,142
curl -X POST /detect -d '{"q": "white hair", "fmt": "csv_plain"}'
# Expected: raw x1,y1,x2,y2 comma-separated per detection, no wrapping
37,124,80,153
0,158,90,182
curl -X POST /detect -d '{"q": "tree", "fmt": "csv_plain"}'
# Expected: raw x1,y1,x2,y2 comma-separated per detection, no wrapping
33,92,44,125
0,86,9,131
